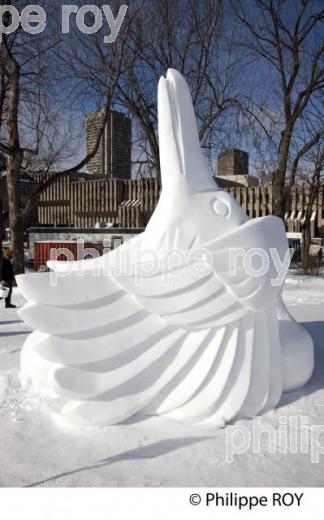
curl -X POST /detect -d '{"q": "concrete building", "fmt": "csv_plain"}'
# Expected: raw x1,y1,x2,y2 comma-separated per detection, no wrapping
216,148,259,188
34,174,324,241
86,109,132,179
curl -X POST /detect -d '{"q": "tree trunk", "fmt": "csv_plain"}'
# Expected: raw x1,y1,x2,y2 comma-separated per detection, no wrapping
272,130,292,220
302,218,312,273
272,167,286,219
302,171,322,274
0,198,3,273
5,39,25,274
7,152,24,273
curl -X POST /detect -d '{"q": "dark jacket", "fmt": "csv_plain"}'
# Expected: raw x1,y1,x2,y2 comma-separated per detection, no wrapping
1,257,14,283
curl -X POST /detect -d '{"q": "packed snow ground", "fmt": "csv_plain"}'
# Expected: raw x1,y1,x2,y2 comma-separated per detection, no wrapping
0,275,323,487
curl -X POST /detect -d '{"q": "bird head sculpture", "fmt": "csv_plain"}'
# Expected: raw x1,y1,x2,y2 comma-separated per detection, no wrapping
143,69,249,251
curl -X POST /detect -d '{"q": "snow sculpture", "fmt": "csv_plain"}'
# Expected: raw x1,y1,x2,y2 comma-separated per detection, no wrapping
17,70,314,427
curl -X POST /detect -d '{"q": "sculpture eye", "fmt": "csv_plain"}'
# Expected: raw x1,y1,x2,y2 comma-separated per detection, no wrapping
212,199,229,217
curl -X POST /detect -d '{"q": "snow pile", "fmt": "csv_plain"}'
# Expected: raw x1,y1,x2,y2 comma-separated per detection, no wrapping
0,369,61,423
284,275,324,306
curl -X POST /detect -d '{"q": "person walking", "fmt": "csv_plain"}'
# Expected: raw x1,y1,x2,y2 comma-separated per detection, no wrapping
0,248,16,308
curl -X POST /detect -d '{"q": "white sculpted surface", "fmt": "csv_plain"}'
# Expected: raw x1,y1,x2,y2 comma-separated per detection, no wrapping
17,70,314,427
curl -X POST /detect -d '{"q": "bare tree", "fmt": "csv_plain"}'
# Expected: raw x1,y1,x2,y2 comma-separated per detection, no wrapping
232,0,324,218
0,148,8,257
296,144,324,272
0,1,61,272
0,9,24,272
0,191,6,270
0,1,122,272
60,0,247,178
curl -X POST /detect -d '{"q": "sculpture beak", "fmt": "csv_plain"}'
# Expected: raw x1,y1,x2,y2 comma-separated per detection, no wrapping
158,69,218,193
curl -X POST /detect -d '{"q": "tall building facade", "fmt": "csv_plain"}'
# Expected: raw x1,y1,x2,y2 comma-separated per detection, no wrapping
216,148,258,187
218,148,249,177
86,109,132,179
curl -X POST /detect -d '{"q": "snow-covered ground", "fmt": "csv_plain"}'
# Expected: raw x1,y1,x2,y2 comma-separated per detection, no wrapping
0,275,323,487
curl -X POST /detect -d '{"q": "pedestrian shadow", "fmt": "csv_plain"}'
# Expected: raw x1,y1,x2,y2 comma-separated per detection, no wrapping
26,436,213,487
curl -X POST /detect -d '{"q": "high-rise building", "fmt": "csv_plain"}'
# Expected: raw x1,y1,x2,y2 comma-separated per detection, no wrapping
86,109,132,179
218,148,249,177
216,148,258,187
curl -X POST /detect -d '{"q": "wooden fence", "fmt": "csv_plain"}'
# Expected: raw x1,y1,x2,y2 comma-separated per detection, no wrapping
36,176,324,237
